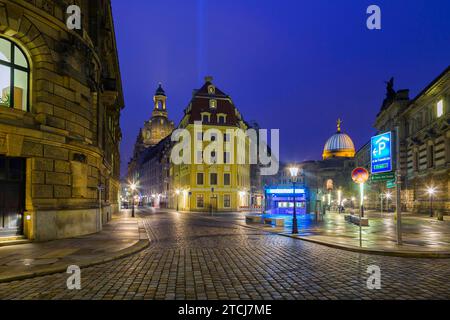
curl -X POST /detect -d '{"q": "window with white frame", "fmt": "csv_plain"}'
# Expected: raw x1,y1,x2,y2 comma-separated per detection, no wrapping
0,37,30,111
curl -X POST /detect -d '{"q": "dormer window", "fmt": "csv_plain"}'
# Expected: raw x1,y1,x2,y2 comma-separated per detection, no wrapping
209,99,217,109
208,85,215,95
201,112,211,123
217,113,227,124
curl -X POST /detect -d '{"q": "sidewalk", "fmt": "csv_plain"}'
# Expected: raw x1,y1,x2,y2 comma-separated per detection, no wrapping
195,210,450,258
0,213,149,283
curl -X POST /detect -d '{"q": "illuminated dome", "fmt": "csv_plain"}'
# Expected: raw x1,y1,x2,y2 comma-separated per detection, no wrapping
322,119,356,160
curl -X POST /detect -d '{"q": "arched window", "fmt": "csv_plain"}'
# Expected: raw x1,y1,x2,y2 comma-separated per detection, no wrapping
0,37,30,111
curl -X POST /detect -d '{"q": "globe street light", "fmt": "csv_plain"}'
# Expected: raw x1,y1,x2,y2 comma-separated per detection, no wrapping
427,186,437,217
289,166,300,234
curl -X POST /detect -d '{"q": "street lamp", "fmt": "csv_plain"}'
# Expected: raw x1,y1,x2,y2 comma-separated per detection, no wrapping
385,192,392,212
288,166,299,234
426,186,437,217
175,189,180,212
130,182,137,218
337,188,342,214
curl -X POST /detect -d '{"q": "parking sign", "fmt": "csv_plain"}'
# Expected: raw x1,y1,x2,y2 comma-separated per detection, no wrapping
371,132,392,174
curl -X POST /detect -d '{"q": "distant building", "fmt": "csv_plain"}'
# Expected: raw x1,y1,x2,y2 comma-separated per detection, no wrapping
373,67,449,215
170,76,251,212
263,120,357,213
137,136,172,208
127,84,175,183
0,1,123,240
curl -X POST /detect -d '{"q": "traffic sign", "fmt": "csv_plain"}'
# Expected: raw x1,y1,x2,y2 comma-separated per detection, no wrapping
352,167,369,184
371,132,393,174
371,172,395,182
386,180,396,189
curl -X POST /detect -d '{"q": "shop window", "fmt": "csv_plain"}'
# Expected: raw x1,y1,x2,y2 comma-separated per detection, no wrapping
0,37,30,111
196,194,204,208
223,194,231,208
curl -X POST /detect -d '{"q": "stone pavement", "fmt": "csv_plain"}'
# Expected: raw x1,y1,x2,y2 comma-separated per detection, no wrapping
199,210,450,257
0,212,149,283
0,208,449,300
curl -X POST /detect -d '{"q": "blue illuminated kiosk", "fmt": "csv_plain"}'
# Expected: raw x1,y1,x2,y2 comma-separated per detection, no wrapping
264,186,308,215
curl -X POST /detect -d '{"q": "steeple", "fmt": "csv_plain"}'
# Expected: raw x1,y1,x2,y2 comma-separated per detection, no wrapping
153,82,168,115
337,118,342,133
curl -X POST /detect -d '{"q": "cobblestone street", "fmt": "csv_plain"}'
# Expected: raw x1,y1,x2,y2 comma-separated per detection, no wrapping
0,209,449,300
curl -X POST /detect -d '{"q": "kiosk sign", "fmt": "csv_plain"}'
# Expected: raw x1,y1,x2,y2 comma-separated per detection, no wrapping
371,132,392,174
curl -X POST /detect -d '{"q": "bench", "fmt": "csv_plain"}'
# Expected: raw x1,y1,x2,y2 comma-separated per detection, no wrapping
345,215,369,226
245,215,263,223
263,217,285,227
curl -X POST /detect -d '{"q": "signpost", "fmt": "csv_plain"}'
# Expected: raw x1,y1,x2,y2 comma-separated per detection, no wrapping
371,132,392,174
371,172,395,182
371,130,402,245
386,180,395,189
351,167,369,247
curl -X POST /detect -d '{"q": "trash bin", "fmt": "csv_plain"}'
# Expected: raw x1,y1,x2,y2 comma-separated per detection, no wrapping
437,211,444,221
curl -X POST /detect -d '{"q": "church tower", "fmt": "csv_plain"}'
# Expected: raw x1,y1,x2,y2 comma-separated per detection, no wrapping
142,83,175,147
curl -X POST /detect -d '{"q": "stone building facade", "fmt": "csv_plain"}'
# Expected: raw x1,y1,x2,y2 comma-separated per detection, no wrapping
0,0,123,240
374,67,449,215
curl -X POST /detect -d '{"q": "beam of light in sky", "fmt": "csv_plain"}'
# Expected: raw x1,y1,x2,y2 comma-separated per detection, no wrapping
196,0,206,82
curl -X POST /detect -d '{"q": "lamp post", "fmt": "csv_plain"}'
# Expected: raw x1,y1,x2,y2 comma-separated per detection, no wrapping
337,188,342,214
130,182,137,218
289,166,299,234
427,187,437,218
385,192,392,212
175,189,180,212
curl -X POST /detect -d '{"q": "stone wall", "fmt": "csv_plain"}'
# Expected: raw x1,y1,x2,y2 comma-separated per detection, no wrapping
0,0,123,240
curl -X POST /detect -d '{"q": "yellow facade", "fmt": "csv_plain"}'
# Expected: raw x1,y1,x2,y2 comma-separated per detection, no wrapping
170,124,251,212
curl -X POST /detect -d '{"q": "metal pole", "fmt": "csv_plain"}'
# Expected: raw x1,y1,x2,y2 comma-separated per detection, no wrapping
430,195,433,218
292,181,298,234
359,183,364,247
381,195,383,217
395,126,402,245
131,191,135,218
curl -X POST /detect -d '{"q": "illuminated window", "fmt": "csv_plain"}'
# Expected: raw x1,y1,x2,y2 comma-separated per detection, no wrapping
208,85,215,94
437,99,444,118
0,37,30,111
209,99,217,109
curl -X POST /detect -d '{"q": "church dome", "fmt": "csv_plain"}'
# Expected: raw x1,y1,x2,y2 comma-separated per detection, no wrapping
322,119,355,160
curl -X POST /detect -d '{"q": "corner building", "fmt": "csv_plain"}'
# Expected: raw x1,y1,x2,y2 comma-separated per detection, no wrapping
0,1,123,240
170,77,251,212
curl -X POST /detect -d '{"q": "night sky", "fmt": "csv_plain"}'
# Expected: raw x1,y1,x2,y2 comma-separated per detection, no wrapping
112,0,450,177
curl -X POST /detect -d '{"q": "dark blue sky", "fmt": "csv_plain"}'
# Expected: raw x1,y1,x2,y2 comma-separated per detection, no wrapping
112,0,450,176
